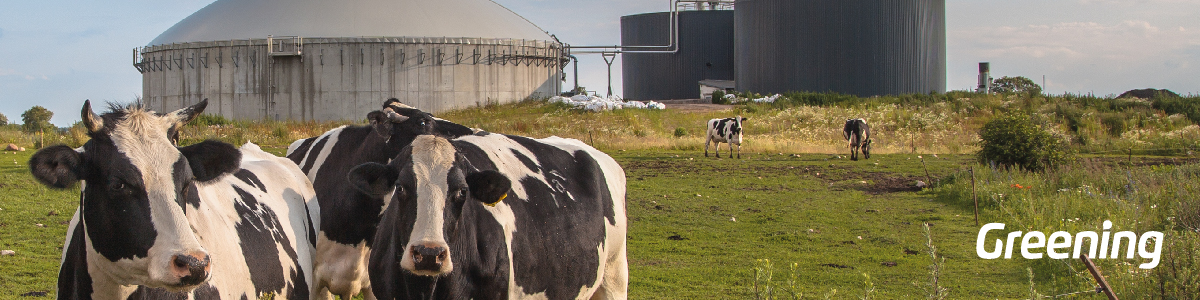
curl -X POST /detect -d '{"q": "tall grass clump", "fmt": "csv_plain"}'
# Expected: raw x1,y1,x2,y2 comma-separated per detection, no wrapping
932,161,1200,298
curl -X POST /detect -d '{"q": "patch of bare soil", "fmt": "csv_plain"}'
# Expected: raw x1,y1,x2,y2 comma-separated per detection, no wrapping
855,174,924,194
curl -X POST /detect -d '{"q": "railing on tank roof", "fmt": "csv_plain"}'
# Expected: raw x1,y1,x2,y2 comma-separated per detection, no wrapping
268,36,302,56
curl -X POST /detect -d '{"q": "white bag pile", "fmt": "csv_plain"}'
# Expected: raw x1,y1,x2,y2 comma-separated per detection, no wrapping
549,95,666,112
750,94,782,103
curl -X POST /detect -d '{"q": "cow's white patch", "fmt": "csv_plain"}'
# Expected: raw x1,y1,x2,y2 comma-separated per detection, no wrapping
401,136,456,276
314,232,373,300
61,207,81,267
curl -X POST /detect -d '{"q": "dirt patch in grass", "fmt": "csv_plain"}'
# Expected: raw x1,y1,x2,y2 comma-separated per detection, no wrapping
855,174,924,194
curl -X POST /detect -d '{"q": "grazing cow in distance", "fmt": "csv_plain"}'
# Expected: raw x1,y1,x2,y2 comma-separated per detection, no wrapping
351,134,628,300
31,100,318,299
285,98,473,300
706,116,749,159
843,118,872,161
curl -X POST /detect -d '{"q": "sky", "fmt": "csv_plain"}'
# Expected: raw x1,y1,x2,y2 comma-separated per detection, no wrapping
1,0,1198,126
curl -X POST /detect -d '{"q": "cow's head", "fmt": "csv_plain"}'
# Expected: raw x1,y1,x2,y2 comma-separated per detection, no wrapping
28,100,239,291
368,98,437,148
348,135,510,276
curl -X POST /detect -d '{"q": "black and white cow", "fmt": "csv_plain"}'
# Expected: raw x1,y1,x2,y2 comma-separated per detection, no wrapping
285,99,473,300
349,134,628,300
30,100,318,299
842,118,872,161
705,116,749,159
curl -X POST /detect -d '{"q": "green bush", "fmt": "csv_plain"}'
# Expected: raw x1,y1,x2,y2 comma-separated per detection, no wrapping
977,114,1071,172
0,112,8,126
711,90,727,104
673,127,687,138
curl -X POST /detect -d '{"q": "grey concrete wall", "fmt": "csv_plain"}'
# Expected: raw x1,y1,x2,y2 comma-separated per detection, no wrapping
139,37,562,121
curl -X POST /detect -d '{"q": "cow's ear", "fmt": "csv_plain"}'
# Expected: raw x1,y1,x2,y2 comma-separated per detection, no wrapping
466,170,510,207
740,117,749,122
179,140,241,182
367,111,392,138
348,163,399,197
29,145,83,189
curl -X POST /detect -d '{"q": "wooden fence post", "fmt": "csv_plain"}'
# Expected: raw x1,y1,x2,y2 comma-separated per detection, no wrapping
971,166,979,226
1081,254,1119,300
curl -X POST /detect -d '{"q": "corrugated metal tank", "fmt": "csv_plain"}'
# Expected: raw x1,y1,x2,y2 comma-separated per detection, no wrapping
621,10,735,100
137,0,562,121
734,0,946,96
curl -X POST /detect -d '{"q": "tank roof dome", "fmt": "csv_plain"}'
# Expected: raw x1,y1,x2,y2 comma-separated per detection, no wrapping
149,0,552,46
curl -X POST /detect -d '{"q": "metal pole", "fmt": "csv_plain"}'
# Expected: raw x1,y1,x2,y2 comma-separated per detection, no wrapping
570,55,580,94
602,52,616,97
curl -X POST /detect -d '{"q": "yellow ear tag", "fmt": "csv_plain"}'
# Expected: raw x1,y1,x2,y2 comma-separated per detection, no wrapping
485,194,507,207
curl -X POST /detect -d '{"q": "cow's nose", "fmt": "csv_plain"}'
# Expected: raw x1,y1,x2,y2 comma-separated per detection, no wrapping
171,252,210,285
410,244,448,272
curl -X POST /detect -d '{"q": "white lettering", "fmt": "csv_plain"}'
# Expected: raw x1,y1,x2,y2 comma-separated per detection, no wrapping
1021,231,1045,259
975,221,1165,269
976,223,1005,259
1046,231,1071,259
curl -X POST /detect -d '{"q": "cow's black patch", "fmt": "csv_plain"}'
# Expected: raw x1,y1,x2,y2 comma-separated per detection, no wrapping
80,138,157,262
300,135,331,175
234,169,268,193
715,119,728,136
193,284,221,300
126,286,187,300
185,181,202,208
311,126,387,246
232,186,286,297
511,149,540,173
286,268,309,300
179,140,241,182
57,214,92,300
303,202,317,247
172,158,190,211
286,137,317,166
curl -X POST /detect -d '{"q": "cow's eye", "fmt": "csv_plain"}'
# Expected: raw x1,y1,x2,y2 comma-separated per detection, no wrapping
457,189,468,199
421,120,428,126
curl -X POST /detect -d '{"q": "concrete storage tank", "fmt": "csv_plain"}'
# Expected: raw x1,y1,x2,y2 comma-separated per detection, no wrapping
621,10,735,100
136,0,563,121
734,0,945,97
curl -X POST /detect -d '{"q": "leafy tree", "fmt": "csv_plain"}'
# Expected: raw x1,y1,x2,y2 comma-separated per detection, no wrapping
0,112,7,126
977,114,1071,172
21,106,55,133
990,76,1042,95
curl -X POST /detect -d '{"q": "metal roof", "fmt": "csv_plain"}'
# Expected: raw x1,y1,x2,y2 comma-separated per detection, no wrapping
148,0,552,46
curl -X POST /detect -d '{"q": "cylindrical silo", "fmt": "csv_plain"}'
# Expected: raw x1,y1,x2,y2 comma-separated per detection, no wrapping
621,10,735,100
136,0,563,121
734,0,946,97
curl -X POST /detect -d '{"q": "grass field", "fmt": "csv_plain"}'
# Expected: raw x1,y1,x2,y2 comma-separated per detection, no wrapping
2,92,1199,298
